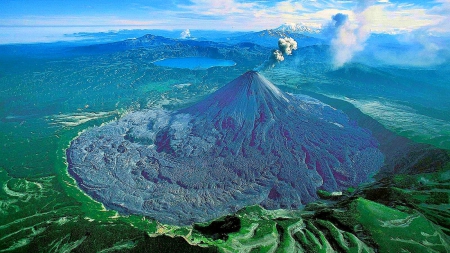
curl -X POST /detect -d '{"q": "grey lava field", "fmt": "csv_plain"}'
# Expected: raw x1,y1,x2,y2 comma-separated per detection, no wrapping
67,71,384,225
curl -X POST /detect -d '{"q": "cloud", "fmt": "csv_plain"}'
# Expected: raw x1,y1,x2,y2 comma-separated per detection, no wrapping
180,29,191,39
361,5,441,34
275,0,306,13
178,0,258,16
2,0,450,44
174,0,357,31
0,15,162,27
427,0,450,34
356,0,378,11
362,31,450,66
325,0,449,68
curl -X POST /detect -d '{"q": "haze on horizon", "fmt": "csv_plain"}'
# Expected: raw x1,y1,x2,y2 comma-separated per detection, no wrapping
1,0,449,44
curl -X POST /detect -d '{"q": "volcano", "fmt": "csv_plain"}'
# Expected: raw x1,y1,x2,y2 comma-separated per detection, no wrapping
67,71,384,225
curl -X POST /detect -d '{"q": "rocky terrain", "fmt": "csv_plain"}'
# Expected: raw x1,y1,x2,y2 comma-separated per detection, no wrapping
67,71,384,225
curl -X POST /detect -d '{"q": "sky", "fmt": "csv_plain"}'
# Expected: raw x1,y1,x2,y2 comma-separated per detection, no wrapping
0,0,449,43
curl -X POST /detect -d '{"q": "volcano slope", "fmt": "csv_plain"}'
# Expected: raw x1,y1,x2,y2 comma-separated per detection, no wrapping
67,71,384,225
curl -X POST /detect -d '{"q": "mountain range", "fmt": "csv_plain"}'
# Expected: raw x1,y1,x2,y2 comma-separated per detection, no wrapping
274,23,321,34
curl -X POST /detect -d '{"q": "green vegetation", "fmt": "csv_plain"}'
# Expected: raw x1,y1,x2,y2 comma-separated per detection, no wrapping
168,167,450,253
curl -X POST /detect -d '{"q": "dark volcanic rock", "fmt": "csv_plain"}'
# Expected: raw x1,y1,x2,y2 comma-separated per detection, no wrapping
67,71,383,225
300,91,450,177
194,216,241,240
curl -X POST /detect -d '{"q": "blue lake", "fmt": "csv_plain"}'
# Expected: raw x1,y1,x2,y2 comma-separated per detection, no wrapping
153,57,236,70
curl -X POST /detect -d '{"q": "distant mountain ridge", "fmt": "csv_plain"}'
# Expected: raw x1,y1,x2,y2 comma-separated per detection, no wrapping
73,34,225,53
219,29,324,47
69,33,270,68
275,23,321,34
71,27,325,56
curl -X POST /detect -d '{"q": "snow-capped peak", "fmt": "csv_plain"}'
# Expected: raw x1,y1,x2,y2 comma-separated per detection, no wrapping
275,23,320,34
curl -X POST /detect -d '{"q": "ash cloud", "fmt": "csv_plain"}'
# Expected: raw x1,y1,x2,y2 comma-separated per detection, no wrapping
271,49,285,62
278,37,298,55
255,37,298,71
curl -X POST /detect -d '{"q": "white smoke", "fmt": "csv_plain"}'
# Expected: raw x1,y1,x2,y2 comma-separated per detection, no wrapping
255,37,298,71
330,1,374,68
180,29,191,39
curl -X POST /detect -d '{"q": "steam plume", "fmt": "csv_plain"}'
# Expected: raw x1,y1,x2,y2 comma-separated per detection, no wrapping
329,1,375,68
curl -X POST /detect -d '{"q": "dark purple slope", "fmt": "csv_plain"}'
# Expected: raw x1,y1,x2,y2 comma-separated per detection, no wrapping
67,71,384,225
